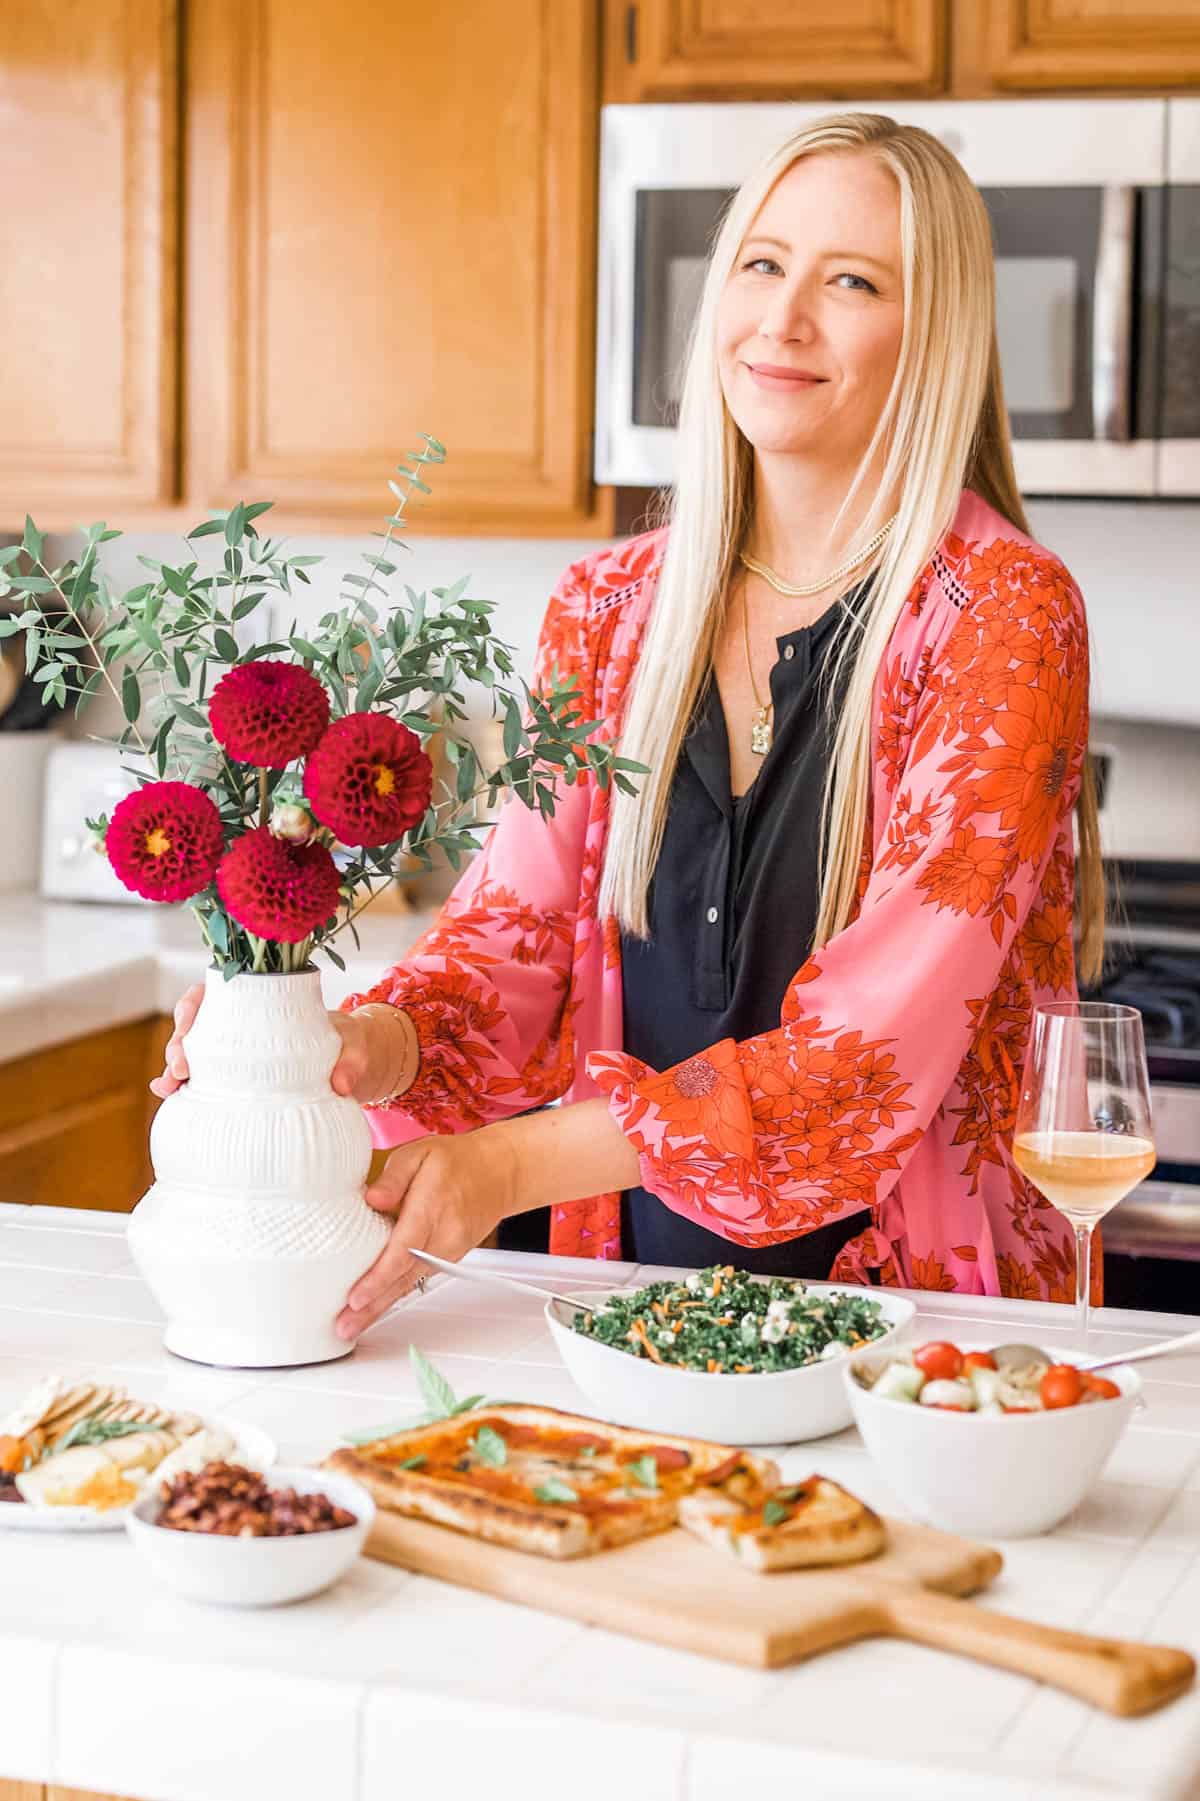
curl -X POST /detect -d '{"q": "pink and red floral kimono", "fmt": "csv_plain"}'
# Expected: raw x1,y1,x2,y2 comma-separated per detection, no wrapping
344,486,1092,1301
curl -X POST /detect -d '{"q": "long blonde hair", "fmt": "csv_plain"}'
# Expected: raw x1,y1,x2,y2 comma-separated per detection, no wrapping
599,111,1104,986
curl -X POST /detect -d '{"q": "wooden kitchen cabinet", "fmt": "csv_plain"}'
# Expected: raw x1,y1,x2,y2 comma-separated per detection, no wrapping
952,1,1200,95
184,0,610,535
0,1783,131,1799
603,0,947,102
0,0,178,519
0,1016,170,1212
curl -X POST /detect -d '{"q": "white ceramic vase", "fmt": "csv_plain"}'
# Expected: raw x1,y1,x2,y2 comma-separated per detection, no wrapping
128,967,391,1368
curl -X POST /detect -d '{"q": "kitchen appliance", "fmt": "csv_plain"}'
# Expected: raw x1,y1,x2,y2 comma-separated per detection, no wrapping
1084,720,1200,1308
38,740,149,904
596,97,1200,497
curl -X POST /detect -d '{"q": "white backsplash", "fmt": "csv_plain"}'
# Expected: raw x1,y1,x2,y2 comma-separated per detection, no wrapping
45,500,1200,874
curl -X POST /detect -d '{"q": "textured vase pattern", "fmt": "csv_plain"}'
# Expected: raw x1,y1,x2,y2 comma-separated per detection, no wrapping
128,968,390,1367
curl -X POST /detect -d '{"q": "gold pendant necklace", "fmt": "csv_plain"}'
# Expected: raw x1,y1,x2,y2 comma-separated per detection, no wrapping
741,578,773,757
739,513,897,597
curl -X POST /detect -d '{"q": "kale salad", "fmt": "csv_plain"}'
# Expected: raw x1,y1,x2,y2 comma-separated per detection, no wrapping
571,1265,888,1375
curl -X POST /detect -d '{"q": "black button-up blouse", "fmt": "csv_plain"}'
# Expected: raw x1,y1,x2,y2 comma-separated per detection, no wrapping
619,582,873,1276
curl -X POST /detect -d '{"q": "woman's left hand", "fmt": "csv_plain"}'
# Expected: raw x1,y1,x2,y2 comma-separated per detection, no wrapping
334,1130,518,1340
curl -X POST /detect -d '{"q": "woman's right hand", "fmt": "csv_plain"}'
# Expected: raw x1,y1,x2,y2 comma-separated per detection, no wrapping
149,985,415,1104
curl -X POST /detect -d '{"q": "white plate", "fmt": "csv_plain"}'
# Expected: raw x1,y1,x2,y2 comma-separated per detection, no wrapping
547,1281,915,1444
0,1418,277,1533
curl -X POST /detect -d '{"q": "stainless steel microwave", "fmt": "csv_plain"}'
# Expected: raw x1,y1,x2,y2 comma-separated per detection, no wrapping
595,98,1200,498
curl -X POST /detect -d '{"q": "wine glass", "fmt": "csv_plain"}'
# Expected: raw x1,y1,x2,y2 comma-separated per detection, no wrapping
1013,1002,1156,1352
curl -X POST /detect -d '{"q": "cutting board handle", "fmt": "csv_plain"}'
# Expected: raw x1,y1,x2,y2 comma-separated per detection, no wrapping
884,1587,1195,1716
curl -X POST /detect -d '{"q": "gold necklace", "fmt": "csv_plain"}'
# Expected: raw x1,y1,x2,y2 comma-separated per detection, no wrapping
740,577,773,757
739,513,897,597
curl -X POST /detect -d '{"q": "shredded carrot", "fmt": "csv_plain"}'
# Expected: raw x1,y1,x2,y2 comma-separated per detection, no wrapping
629,1319,664,1364
712,1275,722,1296
707,1358,724,1373
734,1364,752,1374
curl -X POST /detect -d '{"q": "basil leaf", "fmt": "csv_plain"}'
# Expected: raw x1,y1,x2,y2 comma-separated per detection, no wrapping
409,1345,459,1421
762,1499,792,1527
534,1479,578,1504
470,1425,508,1468
625,1454,658,1490
395,1454,426,1470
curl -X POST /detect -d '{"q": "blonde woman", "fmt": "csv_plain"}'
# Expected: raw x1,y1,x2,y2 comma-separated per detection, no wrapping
156,113,1102,1339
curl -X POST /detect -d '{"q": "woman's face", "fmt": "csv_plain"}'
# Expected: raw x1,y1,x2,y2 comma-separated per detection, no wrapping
717,152,904,466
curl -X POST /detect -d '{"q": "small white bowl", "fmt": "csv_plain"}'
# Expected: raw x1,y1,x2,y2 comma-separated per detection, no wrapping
125,1466,374,1606
546,1282,916,1444
844,1349,1141,1538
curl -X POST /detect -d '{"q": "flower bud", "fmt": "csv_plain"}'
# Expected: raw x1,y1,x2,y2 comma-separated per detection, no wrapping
269,801,315,844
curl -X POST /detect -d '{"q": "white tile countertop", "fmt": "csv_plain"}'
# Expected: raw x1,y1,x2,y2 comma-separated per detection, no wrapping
2,1208,1200,1800
0,890,436,1062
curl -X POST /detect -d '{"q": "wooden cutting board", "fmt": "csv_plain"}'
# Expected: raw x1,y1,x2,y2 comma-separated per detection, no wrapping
366,1512,1195,1716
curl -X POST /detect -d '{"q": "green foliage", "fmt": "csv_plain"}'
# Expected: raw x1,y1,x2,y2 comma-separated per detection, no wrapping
1,442,643,976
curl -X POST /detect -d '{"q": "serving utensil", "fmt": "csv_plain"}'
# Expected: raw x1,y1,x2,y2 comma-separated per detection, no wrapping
407,1247,588,1313
991,1324,1200,1375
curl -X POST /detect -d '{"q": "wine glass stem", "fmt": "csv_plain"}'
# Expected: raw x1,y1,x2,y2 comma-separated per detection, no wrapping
1074,1221,1094,1352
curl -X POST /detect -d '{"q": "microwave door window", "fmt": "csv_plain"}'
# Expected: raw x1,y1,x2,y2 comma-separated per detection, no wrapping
634,188,734,428
994,257,1077,418
980,187,1112,443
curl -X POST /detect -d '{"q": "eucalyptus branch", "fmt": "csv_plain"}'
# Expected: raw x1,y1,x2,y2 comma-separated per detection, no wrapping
29,550,151,757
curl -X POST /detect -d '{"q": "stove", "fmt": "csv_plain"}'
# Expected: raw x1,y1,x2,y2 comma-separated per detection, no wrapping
1089,861,1200,1302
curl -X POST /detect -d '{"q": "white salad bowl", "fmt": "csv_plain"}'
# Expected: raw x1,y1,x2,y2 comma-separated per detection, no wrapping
125,1465,374,1606
546,1283,916,1445
845,1348,1141,1538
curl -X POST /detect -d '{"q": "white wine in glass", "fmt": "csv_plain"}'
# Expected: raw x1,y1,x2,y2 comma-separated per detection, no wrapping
1013,1003,1155,1349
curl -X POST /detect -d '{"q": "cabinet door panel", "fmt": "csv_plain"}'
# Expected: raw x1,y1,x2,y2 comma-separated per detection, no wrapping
953,1,1200,93
607,0,945,101
0,0,177,513
187,0,605,533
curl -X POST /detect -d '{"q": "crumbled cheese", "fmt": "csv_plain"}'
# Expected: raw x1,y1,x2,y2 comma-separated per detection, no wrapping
761,1318,788,1345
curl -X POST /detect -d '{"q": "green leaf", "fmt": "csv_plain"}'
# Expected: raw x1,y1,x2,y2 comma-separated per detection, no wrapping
470,1425,508,1468
395,1453,426,1470
762,1499,792,1527
409,1345,459,1421
224,502,247,546
625,1455,659,1490
121,666,140,723
173,647,190,688
187,517,225,539
56,1414,170,1453
502,696,521,761
213,628,239,661
533,1478,579,1504
22,515,44,563
324,944,346,972
448,1394,486,1416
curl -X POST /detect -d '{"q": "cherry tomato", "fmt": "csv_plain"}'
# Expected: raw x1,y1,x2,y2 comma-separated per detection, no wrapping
913,1341,964,1382
1040,1364,1084,1410
1082,1373,1121,1401
962,1351,998,1373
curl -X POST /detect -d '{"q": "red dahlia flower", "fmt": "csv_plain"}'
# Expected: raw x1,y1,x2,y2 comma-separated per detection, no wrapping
216,827,342,943
208,660,331,767
303,713,432,848
106,781,224,903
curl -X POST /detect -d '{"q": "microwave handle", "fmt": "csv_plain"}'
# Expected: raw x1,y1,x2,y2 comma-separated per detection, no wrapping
1091,185,1135,443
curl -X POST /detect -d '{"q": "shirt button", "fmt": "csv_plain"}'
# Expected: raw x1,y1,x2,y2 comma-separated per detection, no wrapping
783,644,796,661
706,906,720,924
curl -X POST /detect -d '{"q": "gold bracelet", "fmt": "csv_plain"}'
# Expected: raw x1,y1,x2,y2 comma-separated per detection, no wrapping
351,1004,419,1106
